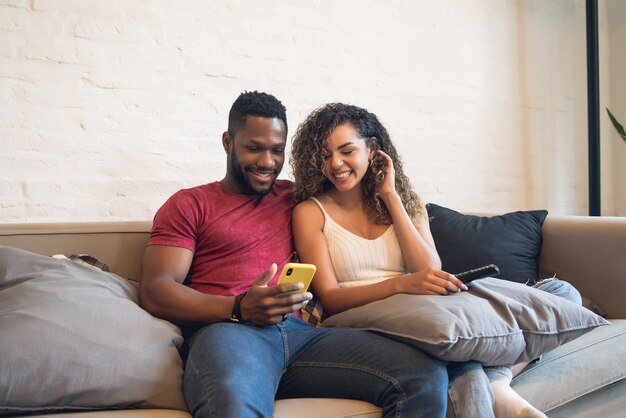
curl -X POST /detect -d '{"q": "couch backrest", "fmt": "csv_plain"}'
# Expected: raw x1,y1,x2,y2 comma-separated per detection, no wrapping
538,215,626,319
1,216,625,317
0,222,152,281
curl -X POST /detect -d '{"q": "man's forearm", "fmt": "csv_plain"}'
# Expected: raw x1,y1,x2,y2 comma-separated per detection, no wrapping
139,276,233,325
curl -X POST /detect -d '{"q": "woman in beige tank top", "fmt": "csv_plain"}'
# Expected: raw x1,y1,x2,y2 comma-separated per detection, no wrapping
290,102,547,418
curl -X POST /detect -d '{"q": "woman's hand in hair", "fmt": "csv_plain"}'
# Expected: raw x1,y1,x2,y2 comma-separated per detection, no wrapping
375,150,398,201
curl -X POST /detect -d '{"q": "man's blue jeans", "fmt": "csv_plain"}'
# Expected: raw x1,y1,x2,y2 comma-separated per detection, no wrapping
184,315,448,418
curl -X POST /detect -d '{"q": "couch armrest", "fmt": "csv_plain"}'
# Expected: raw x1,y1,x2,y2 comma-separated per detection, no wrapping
539,216,626,319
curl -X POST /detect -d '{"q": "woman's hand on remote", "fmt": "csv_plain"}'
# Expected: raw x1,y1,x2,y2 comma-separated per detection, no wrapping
395,268,467,295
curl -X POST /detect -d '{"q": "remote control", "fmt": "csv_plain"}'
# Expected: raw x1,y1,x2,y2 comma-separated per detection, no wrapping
454,264,500,284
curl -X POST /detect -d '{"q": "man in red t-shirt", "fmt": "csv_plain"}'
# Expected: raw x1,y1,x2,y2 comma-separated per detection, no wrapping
139,91,447,418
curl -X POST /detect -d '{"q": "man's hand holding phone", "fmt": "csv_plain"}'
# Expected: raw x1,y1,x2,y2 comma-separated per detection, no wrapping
239,263,315,325
276,263,316,296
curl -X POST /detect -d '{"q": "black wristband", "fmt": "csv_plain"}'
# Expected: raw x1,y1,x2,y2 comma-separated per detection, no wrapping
230,292,247,323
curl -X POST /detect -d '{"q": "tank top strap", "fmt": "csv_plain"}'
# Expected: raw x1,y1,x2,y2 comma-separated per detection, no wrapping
309,196,330,219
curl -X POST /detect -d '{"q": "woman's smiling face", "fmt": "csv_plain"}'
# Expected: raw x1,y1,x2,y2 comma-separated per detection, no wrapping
322,123,374,192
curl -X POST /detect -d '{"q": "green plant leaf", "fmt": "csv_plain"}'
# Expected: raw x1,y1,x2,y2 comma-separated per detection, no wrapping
606,108,626,142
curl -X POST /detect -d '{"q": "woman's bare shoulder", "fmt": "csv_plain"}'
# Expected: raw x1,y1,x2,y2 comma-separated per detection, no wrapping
294,197,326,222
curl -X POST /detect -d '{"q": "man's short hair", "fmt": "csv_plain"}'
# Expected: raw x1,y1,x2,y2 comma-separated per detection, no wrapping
228,91,287,136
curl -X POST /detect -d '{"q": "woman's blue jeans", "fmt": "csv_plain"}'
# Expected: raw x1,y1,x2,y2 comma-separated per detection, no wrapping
184,314,448,418
445,278,582,418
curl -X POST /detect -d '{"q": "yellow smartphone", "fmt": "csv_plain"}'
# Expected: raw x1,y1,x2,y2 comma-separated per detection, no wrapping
276,262,316,297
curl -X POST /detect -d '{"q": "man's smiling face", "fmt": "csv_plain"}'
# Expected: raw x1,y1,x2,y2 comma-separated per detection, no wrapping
222,115,287,195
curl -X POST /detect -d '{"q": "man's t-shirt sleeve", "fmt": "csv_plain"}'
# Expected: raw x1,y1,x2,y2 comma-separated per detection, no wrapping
148,190,200,252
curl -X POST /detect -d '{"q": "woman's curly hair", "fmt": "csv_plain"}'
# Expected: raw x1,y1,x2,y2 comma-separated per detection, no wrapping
290,103,424,224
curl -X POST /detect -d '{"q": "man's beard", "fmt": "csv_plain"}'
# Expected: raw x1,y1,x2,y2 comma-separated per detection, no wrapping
230,151,276,196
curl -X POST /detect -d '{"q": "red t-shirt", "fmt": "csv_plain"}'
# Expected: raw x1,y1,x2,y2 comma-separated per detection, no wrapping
148,180,294,296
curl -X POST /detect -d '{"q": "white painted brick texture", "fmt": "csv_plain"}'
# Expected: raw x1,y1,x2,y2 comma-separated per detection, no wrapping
0,0,621,222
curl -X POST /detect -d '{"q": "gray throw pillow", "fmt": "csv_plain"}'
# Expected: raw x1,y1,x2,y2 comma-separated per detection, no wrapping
0,246,187,415
323,278,610,366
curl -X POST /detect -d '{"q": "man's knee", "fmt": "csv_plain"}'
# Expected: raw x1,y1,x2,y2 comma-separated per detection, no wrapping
395,347,448,415
184,330,278,418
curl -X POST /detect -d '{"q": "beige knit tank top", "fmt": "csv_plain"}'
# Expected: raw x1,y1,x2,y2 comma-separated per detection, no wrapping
310,197,407,288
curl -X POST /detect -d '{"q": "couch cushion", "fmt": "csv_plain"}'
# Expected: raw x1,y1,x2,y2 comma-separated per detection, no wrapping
512,319,626,415
275,398,381,418
427,203,547,283
323,278,609,366
24,411,192,418
0,246,187,415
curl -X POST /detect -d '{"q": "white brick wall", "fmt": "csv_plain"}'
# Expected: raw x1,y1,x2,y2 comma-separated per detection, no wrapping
0,0,622,222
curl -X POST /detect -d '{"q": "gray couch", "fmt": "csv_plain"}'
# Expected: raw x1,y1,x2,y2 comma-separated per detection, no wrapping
1,215,625,418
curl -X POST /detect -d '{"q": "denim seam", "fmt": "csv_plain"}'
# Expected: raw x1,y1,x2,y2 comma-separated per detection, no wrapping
289,361,406,417
277,323,290,373
185,354,216,417
447,391,460,418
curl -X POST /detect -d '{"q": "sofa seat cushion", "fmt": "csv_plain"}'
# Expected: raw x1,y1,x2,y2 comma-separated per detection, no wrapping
275,398,381,418
25,411,192,418
512,319,626,415
25,399,382,418
0,246,187,415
